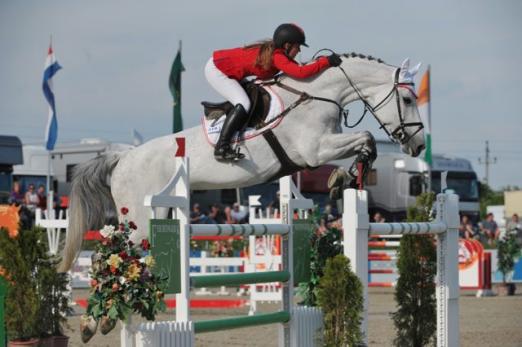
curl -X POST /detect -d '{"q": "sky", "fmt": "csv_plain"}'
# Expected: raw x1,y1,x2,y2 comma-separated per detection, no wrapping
0,0,521,190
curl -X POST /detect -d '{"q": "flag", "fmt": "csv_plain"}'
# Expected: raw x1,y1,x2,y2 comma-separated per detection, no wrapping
42,43,62,151
169,43,185,133
417,66,431,166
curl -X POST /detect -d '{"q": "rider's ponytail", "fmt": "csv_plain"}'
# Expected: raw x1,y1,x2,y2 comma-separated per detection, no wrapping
245,39,274,71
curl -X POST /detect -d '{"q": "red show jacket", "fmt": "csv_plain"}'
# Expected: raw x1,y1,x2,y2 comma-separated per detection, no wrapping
212,46,330,80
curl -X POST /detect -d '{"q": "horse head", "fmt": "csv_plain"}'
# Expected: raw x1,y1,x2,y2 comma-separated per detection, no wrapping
335,55,425,157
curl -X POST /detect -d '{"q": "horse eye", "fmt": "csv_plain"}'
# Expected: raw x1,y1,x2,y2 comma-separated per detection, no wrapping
402,97,412,105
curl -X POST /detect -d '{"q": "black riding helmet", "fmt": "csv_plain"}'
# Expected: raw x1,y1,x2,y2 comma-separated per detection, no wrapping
273,23,309,49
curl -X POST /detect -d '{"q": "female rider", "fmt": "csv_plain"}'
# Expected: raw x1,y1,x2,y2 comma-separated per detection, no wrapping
205,23,342,161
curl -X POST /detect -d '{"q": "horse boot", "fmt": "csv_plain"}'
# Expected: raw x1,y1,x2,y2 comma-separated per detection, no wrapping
346,150,376,189
214,104,248,161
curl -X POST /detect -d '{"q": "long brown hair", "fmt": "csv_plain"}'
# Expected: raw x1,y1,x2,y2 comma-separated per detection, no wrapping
245,39,275,70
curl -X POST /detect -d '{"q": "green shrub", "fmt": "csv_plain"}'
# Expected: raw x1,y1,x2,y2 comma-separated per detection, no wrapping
316,254,363,347
391,192,437,347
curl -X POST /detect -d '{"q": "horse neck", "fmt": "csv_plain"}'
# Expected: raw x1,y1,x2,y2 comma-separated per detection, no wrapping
279,58,396,107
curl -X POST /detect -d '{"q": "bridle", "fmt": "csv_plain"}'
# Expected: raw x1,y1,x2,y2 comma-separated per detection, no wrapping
272,55,424,146
339,66,424,145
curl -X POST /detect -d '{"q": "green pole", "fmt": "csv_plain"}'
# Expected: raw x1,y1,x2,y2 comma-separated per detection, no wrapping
191,270,290,288
194,310,290,333
0,276,7,347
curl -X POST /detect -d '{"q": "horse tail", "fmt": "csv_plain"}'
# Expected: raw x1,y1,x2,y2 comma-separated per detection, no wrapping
58,153,121,272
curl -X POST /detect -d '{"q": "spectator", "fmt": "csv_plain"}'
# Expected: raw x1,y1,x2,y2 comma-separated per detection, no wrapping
24,183,39,212
208,204,226,224
267,191,280,212
36,184,47,210
479,213,500,245
373,212,385,223
231,202,248,223
323,204,336,223
459,215,475,239
506,213,522,246
8,181,24,205
224,205,236,224
190,203,205,224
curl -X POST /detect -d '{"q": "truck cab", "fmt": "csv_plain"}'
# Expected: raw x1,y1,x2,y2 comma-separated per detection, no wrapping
0,135,23,203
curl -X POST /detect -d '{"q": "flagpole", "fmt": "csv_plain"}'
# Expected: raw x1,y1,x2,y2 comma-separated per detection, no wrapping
47,35,53,216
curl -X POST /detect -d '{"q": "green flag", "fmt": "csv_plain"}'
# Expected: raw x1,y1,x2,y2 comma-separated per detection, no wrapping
169,44,185,133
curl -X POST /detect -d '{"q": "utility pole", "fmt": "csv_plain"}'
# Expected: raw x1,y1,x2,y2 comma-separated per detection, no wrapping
478,140,497,186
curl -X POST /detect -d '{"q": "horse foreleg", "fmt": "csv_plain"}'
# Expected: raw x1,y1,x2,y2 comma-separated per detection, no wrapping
317,131,377,198
317,131,376,164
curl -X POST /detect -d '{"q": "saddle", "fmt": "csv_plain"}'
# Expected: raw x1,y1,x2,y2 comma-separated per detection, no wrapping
201,81,273,129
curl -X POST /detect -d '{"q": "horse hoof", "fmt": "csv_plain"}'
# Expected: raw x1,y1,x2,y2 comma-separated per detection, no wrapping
327,168,348,190
80,315,98,343
100,316,117,335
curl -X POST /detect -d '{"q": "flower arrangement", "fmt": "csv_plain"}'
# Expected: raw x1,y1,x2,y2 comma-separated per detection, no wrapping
81,208,166,343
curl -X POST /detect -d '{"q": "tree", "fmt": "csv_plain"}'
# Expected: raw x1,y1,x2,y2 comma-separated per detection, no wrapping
391,192,437,347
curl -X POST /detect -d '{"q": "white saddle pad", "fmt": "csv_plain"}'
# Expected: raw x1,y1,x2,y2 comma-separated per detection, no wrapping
202,84,285,146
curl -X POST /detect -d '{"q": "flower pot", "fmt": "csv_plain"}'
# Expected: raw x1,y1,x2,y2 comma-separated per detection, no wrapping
7,338,40,347
38,337,54,347
497,282,517,296
80,315,98,343
51,335,69,347
100,316,117,335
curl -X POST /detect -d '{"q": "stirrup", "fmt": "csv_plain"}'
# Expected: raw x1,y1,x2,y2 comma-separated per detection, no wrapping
215,146,245,161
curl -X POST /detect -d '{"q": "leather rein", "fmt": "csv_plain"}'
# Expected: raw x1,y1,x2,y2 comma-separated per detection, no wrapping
269,60,424,146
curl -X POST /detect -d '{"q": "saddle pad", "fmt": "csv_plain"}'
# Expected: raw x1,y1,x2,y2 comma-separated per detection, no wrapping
203,84,284,146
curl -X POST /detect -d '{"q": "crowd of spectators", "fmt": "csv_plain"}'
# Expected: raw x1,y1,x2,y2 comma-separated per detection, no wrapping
8,181,54,228
190,201,249,225
458,212,522,247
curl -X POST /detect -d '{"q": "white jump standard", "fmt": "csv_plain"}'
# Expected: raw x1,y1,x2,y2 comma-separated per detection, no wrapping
343,188,460,347
121,150,322,347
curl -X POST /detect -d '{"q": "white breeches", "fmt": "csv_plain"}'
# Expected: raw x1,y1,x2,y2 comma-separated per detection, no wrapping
204,58,251,112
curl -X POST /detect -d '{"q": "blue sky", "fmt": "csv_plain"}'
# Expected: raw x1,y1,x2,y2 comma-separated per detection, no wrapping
0,0,521,189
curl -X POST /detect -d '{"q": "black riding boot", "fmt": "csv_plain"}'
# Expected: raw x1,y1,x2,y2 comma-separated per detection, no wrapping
214,104,248,161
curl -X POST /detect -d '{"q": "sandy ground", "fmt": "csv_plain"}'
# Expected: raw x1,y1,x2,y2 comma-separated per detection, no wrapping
64,285,522,347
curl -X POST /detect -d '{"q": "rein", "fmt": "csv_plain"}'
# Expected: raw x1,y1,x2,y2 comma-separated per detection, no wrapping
270,52,423,145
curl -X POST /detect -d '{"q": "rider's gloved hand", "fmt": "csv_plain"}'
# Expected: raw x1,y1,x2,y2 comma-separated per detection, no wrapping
327,53,342,67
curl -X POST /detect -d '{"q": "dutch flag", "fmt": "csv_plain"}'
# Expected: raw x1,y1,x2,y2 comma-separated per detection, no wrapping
42,43,62,151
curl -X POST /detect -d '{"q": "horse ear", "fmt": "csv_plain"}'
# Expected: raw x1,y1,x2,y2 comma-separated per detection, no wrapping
410,62,421,77
400,58,410,71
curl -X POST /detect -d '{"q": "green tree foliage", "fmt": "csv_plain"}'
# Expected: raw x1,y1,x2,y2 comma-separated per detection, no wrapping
298,213,342,306
316,254,364,347
37,257,73,336
391,192,437,347
0,227,48,340
497,233,521,283
479,182,504,219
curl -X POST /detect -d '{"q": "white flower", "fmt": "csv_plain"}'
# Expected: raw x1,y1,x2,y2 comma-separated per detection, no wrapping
100,225,116,238
119,276,126,284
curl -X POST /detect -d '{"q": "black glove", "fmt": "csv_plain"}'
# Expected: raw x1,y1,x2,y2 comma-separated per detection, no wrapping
327,53,342,67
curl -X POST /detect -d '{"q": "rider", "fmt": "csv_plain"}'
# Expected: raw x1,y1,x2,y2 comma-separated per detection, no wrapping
205,23,343,161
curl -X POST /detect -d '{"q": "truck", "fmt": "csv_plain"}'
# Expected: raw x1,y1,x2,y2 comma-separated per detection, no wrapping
12,139,133,203
430,154,480,221
0,135,23,203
